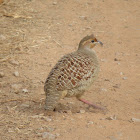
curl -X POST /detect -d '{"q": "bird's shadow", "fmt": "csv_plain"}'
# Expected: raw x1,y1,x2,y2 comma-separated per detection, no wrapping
1,99,107,116
54,102,107,114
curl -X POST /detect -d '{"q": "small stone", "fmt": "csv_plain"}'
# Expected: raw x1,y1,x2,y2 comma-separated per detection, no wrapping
79,16,87,20
101,88,107,92
10,60,19,65
106,115,117,120
131,118,140,122
13,71,19,77
101,59,107,62
114,58,119,61
42,132,56,139
68,24,73,26
122,77,127,80
53,2,57,5
11,84,22,93
117,62,120,65
120,72,123,75
104,79,110,81
87,121,94,124
113,84,120,88
85,27,92,29
22,89,28,93
37,132,42,137
80,109,85,113
8,128,14,133
0,72,4,78
45,118,52,122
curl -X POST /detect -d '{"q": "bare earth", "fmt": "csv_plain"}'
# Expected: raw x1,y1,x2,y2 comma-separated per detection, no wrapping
0,0,140,140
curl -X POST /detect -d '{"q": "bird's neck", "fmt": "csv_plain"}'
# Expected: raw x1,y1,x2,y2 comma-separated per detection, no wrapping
78,47,97,57
77,48,99,67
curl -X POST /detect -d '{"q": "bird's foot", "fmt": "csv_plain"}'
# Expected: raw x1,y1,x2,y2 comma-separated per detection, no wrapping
79,98,105,111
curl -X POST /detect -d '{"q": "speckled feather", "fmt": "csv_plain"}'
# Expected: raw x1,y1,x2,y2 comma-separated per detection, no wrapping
44,34,101,111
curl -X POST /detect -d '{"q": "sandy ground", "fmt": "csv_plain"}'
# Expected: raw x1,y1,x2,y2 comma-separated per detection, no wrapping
0,0,140,140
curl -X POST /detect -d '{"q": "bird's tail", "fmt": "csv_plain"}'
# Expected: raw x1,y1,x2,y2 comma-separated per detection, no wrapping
44,86,60,111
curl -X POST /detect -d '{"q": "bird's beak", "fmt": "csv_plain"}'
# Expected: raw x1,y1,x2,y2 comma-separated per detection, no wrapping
97,40,103,46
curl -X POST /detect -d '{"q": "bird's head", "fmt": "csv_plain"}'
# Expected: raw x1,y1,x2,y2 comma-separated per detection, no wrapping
78,34,103,50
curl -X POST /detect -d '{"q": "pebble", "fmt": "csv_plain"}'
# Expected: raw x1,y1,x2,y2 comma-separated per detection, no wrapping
85,27,92,29
117,62,120,65
68,24,72,26
114,58,119,61
80,109,85,113
122,77,127,80
53,2,57,5
120,72,123,75
10,60,19,65
131,118,140,122
87,121,94,125
101,59,107,62
113,84,120,88
79,16,87,20
13,71,19,77
11,84,22,93
22,89,28,93
42,132,56,139
101,88,107,92
0,72,4,78
45,118,52,122
106,115,117,120
8,128,14,133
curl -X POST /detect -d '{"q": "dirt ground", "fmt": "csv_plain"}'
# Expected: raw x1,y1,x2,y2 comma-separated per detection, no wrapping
0,0,139,140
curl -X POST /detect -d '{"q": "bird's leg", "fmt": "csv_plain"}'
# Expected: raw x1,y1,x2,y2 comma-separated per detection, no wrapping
77,96,105,110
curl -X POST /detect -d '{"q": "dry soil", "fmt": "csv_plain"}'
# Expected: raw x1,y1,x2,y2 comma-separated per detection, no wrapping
0,0,140,140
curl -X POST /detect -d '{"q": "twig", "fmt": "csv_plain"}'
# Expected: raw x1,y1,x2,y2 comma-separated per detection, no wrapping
52,39,63,48
0,55,11,62
0,99,42,105
3,14,32,19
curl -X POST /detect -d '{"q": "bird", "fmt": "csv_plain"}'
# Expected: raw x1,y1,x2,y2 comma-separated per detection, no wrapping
44,34,103,113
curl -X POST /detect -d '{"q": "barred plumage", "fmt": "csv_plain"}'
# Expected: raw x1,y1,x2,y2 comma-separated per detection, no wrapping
44,34,103,111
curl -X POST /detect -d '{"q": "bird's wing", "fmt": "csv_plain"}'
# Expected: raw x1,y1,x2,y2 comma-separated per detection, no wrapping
45,51,95,91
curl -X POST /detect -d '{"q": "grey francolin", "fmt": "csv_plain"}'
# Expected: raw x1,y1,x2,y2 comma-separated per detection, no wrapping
44,34,103,112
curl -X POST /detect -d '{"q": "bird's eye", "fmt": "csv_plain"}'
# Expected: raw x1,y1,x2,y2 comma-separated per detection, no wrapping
91,40,94,43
